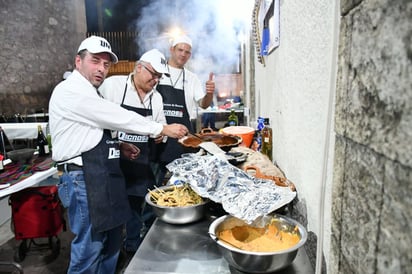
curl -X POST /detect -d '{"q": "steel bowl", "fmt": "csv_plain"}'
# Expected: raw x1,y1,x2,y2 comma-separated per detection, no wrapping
209,214,307,273
7,148,36,163
145,185,210,225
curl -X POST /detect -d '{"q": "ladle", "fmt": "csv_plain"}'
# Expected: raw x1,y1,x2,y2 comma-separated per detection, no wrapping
208,232,243,250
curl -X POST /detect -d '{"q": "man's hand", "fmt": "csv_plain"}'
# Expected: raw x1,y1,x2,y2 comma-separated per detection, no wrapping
120,142,140,160
200,72,215,109
161,124,188,139
205,72,215,94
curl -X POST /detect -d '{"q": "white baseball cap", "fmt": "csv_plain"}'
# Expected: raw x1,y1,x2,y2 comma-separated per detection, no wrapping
171,35,192,47
139,49,170,77
77,36,119,64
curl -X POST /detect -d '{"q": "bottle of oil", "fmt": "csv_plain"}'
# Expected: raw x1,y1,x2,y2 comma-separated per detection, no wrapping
260,118,273,161
227,109,239,126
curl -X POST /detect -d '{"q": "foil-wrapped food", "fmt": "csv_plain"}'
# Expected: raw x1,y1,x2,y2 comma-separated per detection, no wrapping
166,154,296,223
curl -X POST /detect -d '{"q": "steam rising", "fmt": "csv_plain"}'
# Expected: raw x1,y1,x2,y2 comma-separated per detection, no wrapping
135,0,253,81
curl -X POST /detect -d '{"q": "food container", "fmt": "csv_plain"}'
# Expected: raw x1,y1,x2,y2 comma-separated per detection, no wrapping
178,128,242,152
221,126,255,148
7,148,36,163
145,185,210,224
209,214,307,273
243,165,296,191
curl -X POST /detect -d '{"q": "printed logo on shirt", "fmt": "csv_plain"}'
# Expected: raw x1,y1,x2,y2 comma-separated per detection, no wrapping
106,139,119,145
118,132,149,143
108,147,120,159
164,103,184,108
164,109,184,118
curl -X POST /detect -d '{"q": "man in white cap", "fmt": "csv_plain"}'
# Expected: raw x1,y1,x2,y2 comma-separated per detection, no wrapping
154,34,215,184
49,36,188,273
99,49,171,254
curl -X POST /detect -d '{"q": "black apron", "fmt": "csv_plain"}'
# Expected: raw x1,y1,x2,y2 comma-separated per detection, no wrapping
118,81,156,196
156,69,193,164
82,129,131,233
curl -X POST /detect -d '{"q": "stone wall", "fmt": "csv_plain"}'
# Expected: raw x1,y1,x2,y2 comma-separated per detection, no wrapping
332,0,412,273
0,0,87,116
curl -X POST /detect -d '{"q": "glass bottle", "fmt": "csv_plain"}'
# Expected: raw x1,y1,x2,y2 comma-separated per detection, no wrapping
260,118,273,161
46,123,52,152
14,113,24,123
227,109,239,126
36,125,50,156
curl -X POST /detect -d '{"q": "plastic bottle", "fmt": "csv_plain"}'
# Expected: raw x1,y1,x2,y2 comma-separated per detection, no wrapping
260,118,273,161
0,154,3,172
36,125,50,156
252,117,265,151
0,127,5,172
227,109,239,126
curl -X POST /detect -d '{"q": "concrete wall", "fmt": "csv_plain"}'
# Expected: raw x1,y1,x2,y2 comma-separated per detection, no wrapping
331,0,412,273
0,0,87,115
247,0,339,270
248,0,411,273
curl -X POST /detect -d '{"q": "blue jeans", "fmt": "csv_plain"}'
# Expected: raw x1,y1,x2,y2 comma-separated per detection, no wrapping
58,171,122,274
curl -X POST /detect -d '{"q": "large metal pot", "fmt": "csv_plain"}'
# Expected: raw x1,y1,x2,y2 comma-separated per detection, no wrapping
209,214,307,273
145,185,210,224
178,128,242,152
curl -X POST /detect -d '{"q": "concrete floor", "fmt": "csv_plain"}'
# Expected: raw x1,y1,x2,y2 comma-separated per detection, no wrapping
0,174,135,274
0,216,132,274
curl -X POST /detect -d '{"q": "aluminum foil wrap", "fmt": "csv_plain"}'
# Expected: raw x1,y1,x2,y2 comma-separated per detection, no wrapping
166,153,296,224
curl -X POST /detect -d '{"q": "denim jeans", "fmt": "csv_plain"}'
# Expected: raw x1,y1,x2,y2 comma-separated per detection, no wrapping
58,171,122,274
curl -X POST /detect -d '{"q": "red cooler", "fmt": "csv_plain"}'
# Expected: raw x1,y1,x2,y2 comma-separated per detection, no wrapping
9,185,65,262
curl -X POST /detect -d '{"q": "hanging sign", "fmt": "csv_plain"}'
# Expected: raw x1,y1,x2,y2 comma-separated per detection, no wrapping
260,0,280,55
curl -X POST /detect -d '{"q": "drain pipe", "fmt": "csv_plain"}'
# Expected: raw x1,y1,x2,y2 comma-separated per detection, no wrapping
315,1,340,274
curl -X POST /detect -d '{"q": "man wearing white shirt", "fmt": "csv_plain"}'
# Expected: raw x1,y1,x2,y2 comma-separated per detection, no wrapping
99,49,168,253
154,34,215,184
49,36,187,274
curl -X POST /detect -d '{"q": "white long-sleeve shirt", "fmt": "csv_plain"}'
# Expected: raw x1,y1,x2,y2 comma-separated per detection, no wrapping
49,70,163,165
99,74,166,125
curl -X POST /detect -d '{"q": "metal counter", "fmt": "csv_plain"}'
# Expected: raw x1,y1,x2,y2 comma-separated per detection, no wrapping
124,215,314,274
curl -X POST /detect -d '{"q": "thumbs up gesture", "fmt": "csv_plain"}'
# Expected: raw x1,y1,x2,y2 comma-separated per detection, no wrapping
206,72,215,94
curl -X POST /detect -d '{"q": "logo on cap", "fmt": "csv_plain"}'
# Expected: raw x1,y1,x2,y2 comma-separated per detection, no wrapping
100,40,111,50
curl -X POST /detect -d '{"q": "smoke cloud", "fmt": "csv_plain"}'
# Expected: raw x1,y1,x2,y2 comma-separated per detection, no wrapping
134,0,253,82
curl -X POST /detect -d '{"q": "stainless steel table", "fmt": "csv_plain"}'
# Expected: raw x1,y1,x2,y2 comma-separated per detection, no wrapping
124,216,314,274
